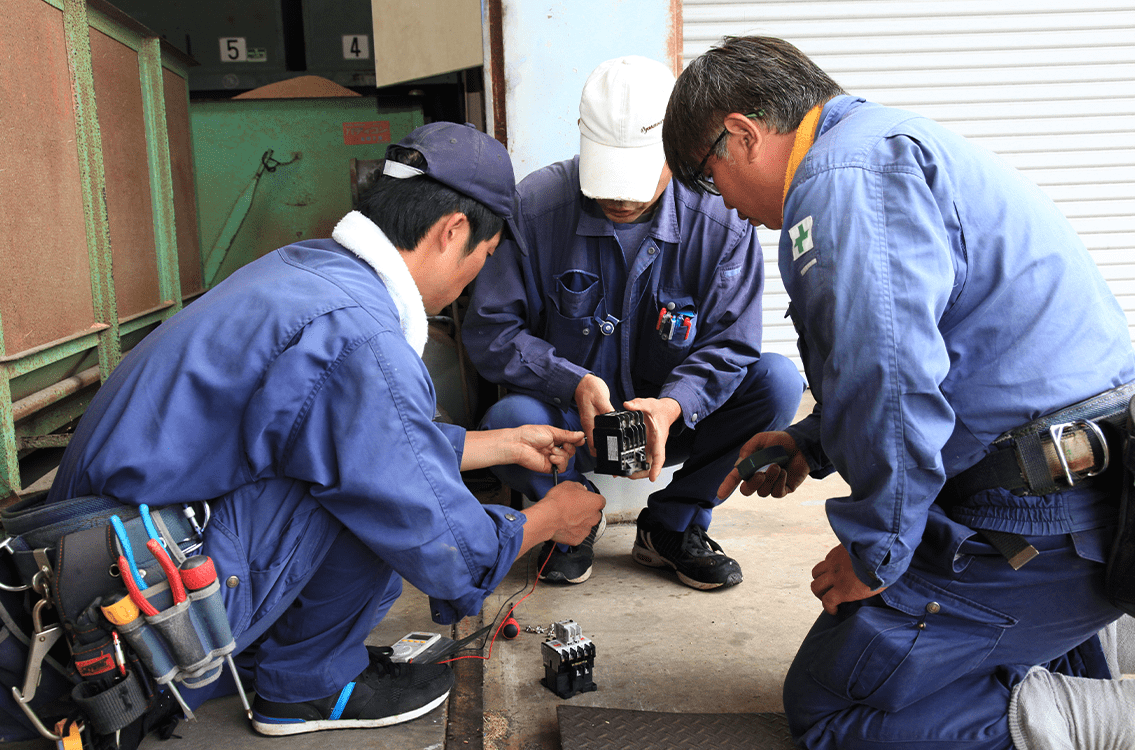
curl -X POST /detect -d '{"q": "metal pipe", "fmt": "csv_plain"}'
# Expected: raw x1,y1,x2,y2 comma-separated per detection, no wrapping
11,366,101,424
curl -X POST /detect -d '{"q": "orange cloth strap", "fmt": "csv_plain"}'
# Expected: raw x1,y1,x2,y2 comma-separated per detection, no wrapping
782,104,824,209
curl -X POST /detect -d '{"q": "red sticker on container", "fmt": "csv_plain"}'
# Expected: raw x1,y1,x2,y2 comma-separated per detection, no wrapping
343,121,391,146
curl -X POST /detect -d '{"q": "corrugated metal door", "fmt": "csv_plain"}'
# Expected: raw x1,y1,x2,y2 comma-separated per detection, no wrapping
682,0,1135,372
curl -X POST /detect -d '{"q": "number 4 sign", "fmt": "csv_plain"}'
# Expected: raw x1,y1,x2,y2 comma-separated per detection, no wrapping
342,35,370,60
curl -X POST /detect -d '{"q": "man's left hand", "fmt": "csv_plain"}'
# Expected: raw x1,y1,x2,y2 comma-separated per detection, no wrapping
810,544,887,615
510,425,585,474
621,397,681,482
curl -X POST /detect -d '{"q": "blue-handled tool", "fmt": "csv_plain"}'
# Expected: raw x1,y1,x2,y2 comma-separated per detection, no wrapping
735,446,791,481
111,515,147,590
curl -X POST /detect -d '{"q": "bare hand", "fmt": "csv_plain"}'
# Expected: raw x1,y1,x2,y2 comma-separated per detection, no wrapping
810,544,886,615
518,481,605,554
622,397,681,482
574,374,614,457
717,431,810,500
510,425,586,474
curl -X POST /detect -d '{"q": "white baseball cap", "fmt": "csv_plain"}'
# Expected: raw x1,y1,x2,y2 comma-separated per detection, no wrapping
578,56,676,202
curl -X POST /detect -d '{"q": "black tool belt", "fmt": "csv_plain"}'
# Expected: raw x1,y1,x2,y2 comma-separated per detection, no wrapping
944,381,1135,501
939,381,1135,570
1109,395,1135,617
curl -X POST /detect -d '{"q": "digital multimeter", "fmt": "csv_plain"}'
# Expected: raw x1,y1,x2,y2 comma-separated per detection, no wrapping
390,632,442,662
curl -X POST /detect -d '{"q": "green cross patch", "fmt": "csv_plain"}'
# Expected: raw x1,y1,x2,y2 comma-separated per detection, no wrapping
789,216,814,261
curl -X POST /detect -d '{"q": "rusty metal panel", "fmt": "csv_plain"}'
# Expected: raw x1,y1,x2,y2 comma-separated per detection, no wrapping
164,66,204,297
0,0,96,354
89,25,162,320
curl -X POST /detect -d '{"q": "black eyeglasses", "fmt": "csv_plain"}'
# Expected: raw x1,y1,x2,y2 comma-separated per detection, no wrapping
693,111,764,196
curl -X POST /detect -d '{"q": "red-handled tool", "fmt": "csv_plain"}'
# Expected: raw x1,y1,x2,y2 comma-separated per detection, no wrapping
179,554,254,721
146,539,186,604
178,555,216,592
119,555,159,617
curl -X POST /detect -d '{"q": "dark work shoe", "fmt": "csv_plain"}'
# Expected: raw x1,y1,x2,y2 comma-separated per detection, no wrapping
250,647,453,736
632,508,743,590
538,514,607,584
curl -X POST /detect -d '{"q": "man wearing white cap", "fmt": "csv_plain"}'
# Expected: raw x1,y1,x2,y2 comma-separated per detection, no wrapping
464,57,804,589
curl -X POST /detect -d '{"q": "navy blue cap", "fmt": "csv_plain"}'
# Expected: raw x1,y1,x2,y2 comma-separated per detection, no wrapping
387,122,516,232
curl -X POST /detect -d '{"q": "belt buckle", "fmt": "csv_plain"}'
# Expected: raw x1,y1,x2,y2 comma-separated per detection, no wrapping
1048,419,1109,486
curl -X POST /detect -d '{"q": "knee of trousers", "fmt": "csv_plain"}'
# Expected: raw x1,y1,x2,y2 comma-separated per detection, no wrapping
720,353,805,433
479,393,564,430
757,352,806,422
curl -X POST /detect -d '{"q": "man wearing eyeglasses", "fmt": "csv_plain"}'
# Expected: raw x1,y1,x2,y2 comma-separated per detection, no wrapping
664,36,1135,750
463,56,804,590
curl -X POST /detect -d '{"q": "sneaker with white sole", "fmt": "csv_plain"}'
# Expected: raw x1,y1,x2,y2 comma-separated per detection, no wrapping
632,508,742,590
250,646,453,736
537,514,607,584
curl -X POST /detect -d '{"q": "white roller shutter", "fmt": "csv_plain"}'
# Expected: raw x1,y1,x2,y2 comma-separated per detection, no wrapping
682,0,1135,372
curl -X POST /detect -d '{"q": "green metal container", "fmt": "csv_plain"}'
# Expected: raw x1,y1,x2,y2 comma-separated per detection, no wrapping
190,97,424,286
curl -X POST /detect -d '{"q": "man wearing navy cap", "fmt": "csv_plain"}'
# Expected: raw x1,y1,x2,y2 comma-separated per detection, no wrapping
46,122,604,737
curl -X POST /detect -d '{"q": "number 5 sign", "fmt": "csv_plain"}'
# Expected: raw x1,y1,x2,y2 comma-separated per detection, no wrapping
342,35,370,60
220,37,247,62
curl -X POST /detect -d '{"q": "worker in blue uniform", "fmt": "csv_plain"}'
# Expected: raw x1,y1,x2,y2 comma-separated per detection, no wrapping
463,56,804,590
45,122,605,737
663,36,1135,750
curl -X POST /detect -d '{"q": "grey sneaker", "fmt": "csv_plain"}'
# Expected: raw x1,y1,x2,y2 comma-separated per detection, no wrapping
632,508,743,590
538,514,607,584
250,647,453,736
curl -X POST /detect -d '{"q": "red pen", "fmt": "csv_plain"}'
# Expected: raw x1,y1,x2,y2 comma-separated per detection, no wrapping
111,631,127,676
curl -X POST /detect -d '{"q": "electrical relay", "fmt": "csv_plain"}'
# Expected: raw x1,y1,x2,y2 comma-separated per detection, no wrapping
541,619,597,699
593,410,649,476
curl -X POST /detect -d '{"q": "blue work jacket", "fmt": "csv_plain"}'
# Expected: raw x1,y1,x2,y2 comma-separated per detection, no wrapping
464,156,767,429
48,233,525,623
782,95,1135,589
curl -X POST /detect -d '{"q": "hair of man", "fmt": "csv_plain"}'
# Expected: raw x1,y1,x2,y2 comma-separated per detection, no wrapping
356,145,505,254
663,35,846,192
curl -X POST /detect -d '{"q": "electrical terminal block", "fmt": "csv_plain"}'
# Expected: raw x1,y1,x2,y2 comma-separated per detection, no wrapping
540,619,597,699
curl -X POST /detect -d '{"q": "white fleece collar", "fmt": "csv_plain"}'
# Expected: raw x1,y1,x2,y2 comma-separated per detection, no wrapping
332,211,427,357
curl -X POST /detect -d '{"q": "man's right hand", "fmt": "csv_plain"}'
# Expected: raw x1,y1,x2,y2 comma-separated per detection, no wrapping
717,431,810,500
574,373,615,457
518,481,605,555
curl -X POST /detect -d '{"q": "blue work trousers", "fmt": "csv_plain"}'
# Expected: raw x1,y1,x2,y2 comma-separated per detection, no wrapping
481,352,803,531
783,505,1122,750
196,478,405,705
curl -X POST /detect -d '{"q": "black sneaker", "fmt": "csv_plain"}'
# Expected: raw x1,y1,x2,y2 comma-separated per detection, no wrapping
538,514,606,584
632,508,743,590
250,646,453,736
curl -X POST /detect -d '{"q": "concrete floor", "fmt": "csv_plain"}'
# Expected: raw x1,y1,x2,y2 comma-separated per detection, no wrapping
479,418,845,749
10,396,849,749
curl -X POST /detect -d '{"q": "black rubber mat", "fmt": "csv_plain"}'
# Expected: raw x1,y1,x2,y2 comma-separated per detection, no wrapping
558,705,797,750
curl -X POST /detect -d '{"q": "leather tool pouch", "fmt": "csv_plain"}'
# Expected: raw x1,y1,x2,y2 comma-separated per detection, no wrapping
1106,396,1135,616
1,494,204,747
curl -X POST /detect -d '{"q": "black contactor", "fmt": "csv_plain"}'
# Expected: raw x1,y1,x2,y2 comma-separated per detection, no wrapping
593,410,649,476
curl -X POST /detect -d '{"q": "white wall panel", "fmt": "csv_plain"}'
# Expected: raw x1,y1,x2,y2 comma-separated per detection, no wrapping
683,0,1135,371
